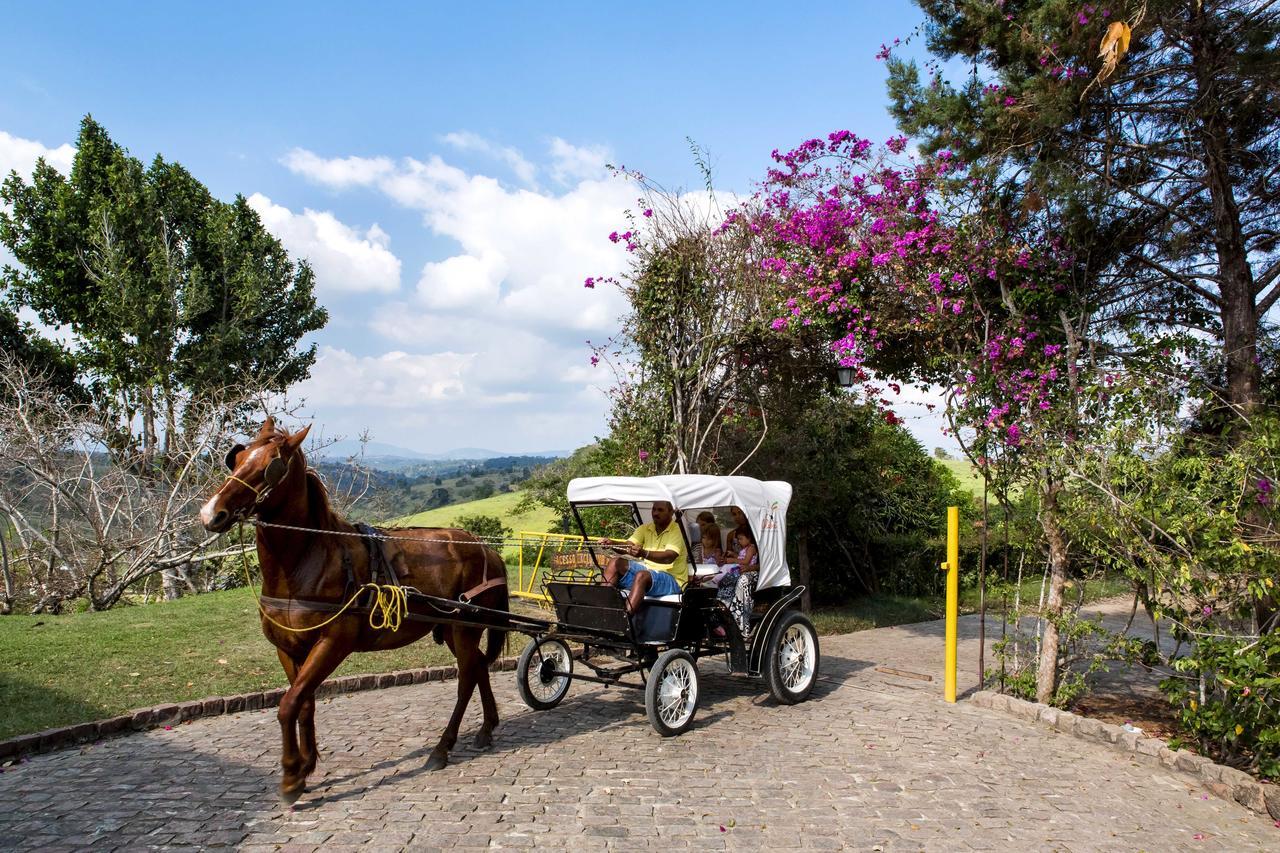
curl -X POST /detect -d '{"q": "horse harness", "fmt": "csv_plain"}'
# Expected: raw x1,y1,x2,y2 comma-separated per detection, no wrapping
255,523,507,629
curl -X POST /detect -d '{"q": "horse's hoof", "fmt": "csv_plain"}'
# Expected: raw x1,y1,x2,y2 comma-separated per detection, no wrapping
473,731,493,750
279,785,305,806
425,752,448,772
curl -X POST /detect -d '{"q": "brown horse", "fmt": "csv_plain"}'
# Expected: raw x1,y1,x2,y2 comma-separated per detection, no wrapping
199,418,509,803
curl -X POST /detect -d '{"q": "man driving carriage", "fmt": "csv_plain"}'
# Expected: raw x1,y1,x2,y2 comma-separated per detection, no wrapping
598,500,688,614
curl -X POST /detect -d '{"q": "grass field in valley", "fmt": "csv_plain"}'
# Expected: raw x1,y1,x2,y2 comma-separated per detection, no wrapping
391,490,558,535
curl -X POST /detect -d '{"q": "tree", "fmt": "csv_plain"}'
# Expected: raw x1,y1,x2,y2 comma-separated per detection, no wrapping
0,116,327,468
0,352,265,612
885,0,1280,420
589,171,834,476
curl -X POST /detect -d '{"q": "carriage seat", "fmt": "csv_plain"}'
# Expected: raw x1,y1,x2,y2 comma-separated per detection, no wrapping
619,588,682,604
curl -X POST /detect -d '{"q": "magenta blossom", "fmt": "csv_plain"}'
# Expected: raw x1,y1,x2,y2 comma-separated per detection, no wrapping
638,450,649,462
583,276,595,289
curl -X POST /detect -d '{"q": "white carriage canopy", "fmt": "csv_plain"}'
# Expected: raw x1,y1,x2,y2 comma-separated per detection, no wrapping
566,475,793,592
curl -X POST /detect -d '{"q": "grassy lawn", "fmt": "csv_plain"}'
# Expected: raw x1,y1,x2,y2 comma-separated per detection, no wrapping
0,587,507,742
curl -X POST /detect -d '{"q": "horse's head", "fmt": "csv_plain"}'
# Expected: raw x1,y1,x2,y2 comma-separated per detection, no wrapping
200,417,311,533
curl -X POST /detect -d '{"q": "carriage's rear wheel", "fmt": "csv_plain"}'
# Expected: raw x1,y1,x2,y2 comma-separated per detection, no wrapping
764,610,819,704
645,649,698,736
516,637,573,711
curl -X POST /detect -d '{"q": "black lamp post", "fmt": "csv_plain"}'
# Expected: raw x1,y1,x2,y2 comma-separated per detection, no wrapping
835,366,857,388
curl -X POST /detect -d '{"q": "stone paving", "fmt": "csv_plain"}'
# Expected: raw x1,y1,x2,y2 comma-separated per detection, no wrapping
1,616,1276,851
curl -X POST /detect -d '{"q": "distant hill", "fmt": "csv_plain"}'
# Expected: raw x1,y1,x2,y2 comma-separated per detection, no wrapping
311,440,570,463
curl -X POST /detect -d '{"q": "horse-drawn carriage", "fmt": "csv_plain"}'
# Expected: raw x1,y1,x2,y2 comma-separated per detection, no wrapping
203,421,820,801
514,475,821,736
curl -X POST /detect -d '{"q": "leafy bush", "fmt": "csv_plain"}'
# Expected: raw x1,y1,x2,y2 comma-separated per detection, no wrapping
449,514,511,545
1163,630,1280,780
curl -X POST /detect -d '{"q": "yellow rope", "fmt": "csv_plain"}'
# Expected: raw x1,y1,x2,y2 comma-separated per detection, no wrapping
239,527,408,634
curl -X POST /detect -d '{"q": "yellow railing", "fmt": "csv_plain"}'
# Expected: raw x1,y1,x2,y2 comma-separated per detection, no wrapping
512,531,594,603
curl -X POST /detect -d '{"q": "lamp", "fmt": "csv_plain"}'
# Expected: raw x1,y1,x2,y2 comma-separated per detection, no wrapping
835,366,857,388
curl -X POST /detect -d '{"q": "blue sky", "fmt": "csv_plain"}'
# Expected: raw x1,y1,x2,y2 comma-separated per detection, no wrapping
1,1,954,454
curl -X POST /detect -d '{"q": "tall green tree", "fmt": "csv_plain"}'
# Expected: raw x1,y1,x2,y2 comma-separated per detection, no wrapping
886,0,1280,419
0,116,327,465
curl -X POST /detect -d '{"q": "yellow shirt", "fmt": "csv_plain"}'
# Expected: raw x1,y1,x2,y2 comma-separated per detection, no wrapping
628,521,689,586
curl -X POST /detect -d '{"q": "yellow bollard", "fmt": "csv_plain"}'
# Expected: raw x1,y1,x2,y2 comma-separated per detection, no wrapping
940,505,959,703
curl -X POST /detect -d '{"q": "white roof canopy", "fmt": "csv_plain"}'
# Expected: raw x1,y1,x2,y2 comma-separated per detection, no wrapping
567,475,793,591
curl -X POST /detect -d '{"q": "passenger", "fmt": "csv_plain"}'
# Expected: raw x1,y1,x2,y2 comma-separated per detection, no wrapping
717,528,759,638
695,511,723,566
721,505,752,563
598,500,688,615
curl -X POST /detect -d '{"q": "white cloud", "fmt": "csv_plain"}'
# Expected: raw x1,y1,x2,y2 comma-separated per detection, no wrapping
246,193,401,295
0,130,75,179
283,145,633,336
280,148,395,189
416,253,505,309
548,137,610,184
441,131,538,187
278,140,689,450
295,346,472,409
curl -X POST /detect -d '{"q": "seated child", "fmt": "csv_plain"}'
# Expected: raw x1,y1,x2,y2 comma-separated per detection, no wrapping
695,511,723,567
713,529,760,637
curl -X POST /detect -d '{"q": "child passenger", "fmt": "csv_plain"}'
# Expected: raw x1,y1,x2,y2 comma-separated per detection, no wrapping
713,528,759,638
695,511,722,566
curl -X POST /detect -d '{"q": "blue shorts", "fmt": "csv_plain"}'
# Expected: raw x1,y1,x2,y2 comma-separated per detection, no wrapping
616,562,681,597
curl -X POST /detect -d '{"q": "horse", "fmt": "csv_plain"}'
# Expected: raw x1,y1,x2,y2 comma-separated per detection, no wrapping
199,418,509,803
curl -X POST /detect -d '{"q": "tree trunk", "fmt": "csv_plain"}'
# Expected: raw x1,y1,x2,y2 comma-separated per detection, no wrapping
1035,477,1068,705
796,531,812,613
0,522,13,615
1191,6,1261,417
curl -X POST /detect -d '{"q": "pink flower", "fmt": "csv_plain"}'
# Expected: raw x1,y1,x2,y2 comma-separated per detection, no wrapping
583,277,595,289
1003,96,1017,106
638,450,649,462
643,208,653,218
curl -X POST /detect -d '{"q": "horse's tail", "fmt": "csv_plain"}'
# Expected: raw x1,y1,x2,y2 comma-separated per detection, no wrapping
484,549,509,667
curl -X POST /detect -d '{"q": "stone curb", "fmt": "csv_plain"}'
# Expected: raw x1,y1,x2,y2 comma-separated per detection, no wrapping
0,656,520,764
969,689,1280,822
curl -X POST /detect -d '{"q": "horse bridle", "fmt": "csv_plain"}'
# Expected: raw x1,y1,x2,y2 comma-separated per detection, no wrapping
222,442,293,511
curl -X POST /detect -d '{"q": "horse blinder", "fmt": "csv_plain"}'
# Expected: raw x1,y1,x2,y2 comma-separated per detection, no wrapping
264,455,289,487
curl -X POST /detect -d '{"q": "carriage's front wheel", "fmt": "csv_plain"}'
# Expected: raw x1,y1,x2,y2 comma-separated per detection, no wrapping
765,610,820,704
516,637,573,711
645,649,699,736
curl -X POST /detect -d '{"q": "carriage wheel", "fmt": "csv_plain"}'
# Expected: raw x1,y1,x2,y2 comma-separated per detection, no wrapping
645,649,698,737
516,637,573,711
764,610,820,704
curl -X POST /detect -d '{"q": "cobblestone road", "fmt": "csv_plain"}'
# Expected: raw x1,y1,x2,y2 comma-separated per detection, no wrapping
1,618,1275,851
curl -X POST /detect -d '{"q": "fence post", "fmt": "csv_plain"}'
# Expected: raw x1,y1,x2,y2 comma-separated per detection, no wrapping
941,505,959,703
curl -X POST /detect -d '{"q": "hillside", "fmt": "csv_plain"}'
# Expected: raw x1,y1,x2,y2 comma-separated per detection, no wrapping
936,457,984,498
391,491,560,539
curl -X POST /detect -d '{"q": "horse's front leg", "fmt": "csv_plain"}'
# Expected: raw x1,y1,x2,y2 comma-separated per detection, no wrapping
427,627,482,771
276,648,320,780
278,636,349,803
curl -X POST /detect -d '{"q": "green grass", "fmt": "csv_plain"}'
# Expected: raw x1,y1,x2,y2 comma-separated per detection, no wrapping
936,457,985,498
0,587,488,741
393,491,558,539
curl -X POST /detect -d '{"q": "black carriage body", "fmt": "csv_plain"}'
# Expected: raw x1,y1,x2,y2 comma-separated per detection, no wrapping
510,477,820,736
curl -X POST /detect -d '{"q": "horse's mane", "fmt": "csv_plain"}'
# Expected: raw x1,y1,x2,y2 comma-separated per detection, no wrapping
302,461,348,531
